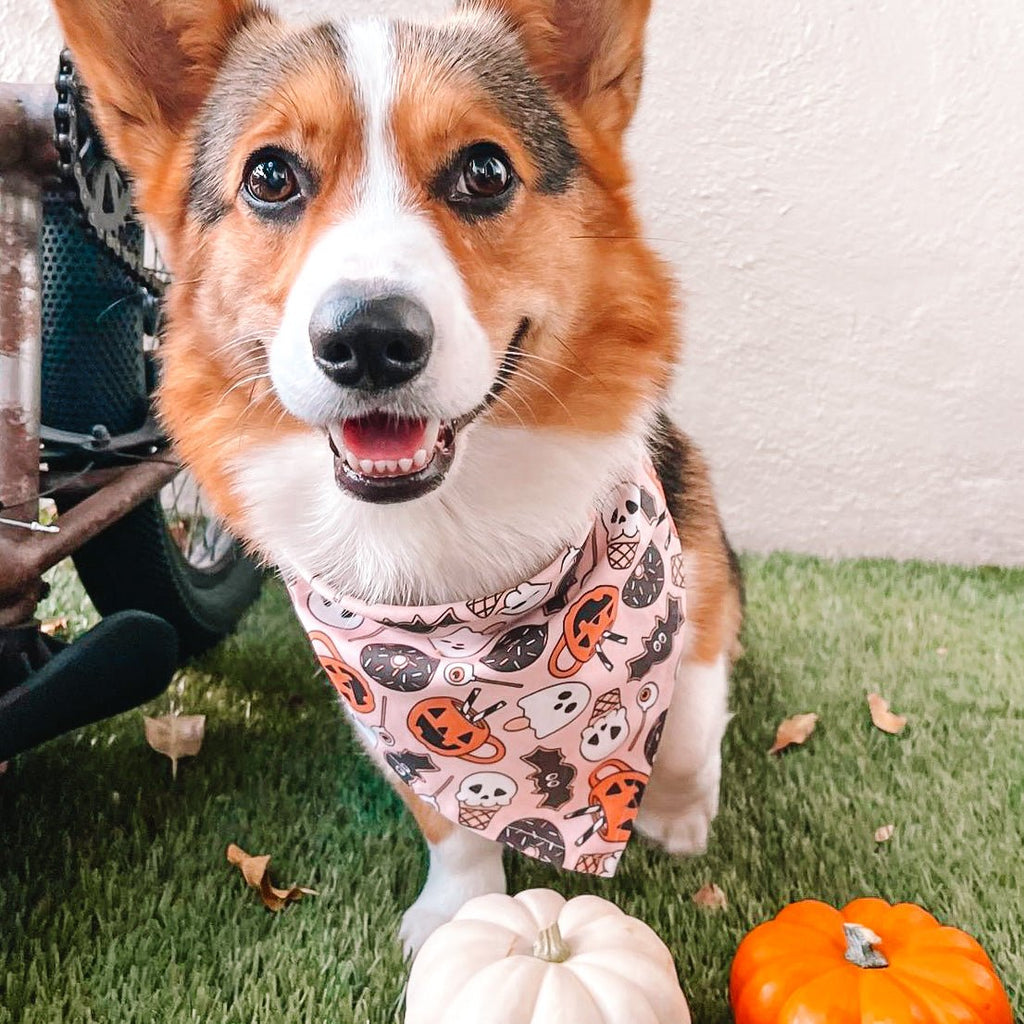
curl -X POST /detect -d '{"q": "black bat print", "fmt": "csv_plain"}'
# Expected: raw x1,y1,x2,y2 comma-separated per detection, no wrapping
379,608,463,633
626,596,684,682
521,747,577,810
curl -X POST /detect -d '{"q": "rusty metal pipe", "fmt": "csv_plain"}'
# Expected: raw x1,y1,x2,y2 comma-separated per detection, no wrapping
0,171,43,527
0,455,181,624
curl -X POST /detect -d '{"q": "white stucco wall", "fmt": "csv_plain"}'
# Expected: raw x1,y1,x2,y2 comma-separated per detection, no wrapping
2,0,1021,565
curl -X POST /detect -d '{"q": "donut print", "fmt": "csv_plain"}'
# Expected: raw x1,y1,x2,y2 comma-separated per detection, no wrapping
481,623,549,673
496,817,566,867
621,541,665,609
360,644,438,692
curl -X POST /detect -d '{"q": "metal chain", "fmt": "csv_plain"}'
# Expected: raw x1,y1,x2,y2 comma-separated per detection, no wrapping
53,49,167,302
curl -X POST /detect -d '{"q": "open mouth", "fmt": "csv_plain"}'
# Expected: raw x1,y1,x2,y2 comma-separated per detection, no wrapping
327,414,458,503
325,318,529,504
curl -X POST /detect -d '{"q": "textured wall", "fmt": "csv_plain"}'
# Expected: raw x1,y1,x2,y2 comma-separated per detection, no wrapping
3,0,1021,565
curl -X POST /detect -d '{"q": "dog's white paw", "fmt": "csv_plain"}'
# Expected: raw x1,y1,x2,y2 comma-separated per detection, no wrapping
635,798,714,856
399,828,507,959
400,901,457,960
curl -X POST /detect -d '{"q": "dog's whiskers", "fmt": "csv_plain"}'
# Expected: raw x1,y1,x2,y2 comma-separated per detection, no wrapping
506,365,575,422
219,372,272,404
514,349,586,381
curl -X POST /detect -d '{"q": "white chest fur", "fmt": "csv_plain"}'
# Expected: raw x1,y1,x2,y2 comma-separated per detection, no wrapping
230,421,650,605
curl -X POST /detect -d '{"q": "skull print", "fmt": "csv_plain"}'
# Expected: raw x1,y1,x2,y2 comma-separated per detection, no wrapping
456,772,518,830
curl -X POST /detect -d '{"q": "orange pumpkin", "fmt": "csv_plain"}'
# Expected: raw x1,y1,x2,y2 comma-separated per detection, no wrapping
730,898,1014,1024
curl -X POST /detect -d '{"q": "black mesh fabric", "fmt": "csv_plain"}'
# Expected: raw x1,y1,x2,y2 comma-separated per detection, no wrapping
39,192,147,437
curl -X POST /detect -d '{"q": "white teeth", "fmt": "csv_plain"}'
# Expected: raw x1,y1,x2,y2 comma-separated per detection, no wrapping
332,419,447,480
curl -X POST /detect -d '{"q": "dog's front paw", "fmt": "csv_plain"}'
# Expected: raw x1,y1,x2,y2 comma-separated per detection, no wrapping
399,835,507,959
399,879,502,959
635,798,714,856
400,901,457,960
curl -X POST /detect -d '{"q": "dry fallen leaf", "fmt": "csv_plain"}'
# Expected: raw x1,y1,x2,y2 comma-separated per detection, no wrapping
867,693,907,735
144,714,206,779
769,712,819,754
692,882,728,911
227,843,317,912
874,824,896,843
40,616,69,637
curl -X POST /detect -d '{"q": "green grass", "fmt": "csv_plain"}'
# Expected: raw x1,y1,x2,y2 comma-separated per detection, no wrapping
2,554,1022,1022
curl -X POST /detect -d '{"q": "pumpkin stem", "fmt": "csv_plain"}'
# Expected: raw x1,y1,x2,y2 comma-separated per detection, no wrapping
533,923,572,964
843,923,889,969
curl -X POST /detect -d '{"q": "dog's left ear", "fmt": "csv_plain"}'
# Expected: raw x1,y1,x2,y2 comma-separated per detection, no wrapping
466,0,653,139
51,0,272,230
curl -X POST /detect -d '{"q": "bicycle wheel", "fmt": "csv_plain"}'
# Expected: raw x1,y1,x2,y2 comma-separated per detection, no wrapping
67,485,262,660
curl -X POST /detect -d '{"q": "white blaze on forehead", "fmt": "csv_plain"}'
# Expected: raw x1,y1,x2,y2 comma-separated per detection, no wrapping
268,17,495,427
344,18,404,211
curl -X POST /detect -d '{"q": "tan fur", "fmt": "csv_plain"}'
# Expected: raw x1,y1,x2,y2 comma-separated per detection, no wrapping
392,57,678,436
52,0,741,932
51,0,272,224
466,0,652,139
674,442,744,665
393,781,457,846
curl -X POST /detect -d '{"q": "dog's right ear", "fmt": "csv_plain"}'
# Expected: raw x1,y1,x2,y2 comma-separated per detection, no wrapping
52,0,270,221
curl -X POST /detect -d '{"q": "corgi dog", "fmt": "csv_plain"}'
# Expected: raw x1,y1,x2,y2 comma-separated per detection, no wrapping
53,0,743,955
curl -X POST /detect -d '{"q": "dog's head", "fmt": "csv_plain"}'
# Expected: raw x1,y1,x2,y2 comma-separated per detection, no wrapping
54,0,678,594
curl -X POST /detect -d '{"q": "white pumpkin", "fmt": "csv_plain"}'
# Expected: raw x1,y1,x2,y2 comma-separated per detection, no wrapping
405,889,691,1024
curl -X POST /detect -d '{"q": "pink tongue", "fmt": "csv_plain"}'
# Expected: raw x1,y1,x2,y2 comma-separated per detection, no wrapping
342,413,429,462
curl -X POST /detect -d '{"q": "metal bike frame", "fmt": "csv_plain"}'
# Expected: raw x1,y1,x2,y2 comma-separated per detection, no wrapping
0,84,179,632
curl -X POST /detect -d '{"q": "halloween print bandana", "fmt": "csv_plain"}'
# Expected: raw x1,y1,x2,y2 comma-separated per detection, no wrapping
286,460,686,877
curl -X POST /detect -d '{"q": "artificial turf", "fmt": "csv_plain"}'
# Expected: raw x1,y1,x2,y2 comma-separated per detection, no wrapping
1,554,1021,1022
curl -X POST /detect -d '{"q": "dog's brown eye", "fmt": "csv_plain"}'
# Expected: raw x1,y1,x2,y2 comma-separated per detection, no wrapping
456,145,513,199
244,152,299,205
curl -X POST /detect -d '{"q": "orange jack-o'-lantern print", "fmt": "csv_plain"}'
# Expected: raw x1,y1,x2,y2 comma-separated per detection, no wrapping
408,687,507,764
548,585,627,678
308,630,375,714
565,759,649,845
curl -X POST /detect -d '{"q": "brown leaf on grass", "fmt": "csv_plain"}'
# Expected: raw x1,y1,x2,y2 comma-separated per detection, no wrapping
226,844,317,912
692,882,728,911
874,824,896,843
40,616,69,637
769,713,818,754
143,714,205,779
867,693,907,735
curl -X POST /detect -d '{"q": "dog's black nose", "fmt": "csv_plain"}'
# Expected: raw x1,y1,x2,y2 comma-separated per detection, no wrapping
309,287,433,390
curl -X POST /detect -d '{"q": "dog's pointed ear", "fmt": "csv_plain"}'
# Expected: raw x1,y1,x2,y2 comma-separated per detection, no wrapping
465,0,652,138
51,0,271,212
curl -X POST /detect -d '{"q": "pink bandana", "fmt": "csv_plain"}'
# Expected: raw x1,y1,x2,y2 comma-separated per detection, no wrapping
286,461,686,877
